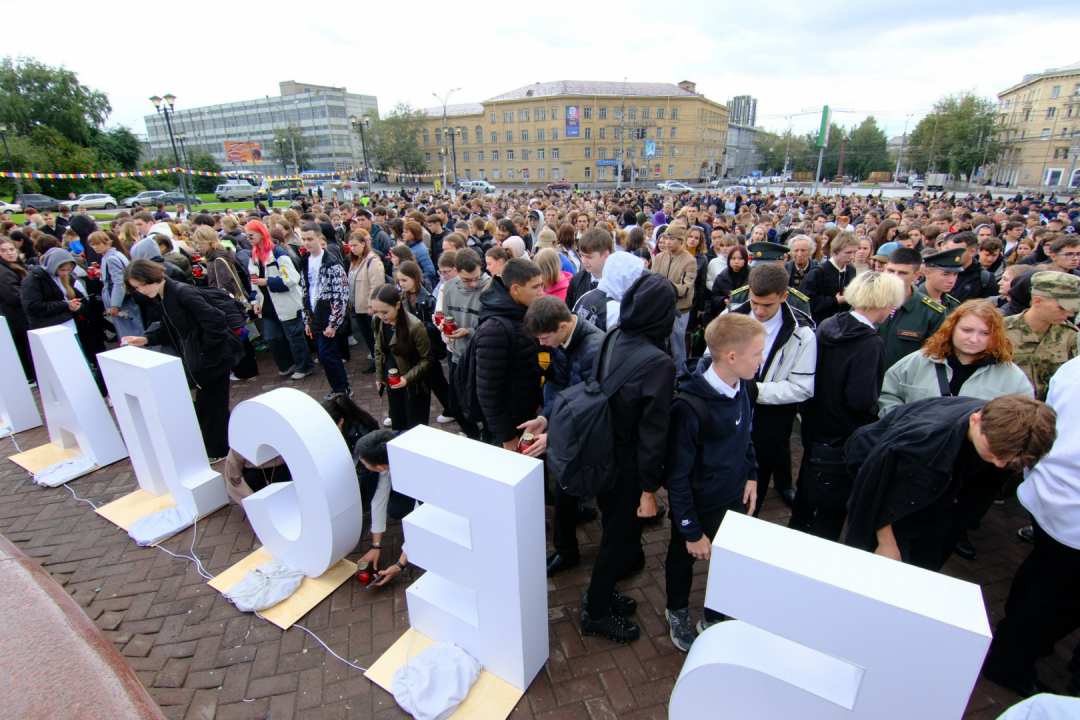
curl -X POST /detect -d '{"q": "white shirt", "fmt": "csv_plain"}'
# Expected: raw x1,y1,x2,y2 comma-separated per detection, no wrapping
761,309,784,364
850,310,876,329
1018,356,1080,550
705,362,740,399
306,249,323,308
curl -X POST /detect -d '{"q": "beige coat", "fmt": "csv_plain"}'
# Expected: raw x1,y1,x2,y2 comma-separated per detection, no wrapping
350,253,385,314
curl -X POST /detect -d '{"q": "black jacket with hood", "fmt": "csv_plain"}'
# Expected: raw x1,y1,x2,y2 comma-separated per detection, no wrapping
20,252,88,329
999,268,1039,316
607,273,678,493
806,311,885,445
0,262,30,332
473,276,542,442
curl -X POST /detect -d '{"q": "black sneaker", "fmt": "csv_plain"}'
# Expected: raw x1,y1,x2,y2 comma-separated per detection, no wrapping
580,611,640,643
1018,524,1034,543
666,608,698,652
643,504,667,523
582,591,637,617
361,362,376,374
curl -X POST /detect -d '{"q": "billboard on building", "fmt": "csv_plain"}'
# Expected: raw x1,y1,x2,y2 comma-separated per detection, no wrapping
644,141,656,157
565,106,580,138
224,141,264,163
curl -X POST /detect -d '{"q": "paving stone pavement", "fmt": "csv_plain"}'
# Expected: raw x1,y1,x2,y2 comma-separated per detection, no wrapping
1,347,1076,720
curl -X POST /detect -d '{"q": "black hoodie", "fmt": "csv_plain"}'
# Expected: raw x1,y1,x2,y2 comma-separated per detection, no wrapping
608,273,678,492
472,276,542,442
1000,268,1038,316
806,311,885,445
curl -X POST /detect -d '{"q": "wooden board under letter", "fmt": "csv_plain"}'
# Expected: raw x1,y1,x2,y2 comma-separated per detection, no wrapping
8,443,87,475
95,489,178,532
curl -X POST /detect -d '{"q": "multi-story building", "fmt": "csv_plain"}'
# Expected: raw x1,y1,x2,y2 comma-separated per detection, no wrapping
721,123,762,179
421,80,729,186
991,61,1080,190
143,81,378,174
729,95,758,128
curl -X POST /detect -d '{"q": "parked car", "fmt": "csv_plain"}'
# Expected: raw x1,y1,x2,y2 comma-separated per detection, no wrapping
657,180,695,193
909,177,926,190
69,193,118,210
721,185,752,196
0,200,20,215
215,181,257,202
122,190,168,208
456,179,497,194
15,194,62,212
153,192,200,206
546,180,570,190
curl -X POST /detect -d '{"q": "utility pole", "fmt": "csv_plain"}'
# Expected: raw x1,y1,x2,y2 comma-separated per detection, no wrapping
432,88,460,191
927,113,940,173
617,78,627,189
894,114,912,180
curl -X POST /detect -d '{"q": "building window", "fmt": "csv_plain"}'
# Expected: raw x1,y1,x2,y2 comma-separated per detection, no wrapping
537,129,545,141
490,112,496,124
584,147,592,159
507,150,515,160
552,128,558,140
537,108,546,121
668,164,674,176
671,108,679,119
492,150,499,161
479,169,486,179
522,149,530,160
670,127,677,139
423,130,430,145
598,148,607,159
629,107,637,119
506,131,513,142
425,153,431,162
494,169,500,179
435,129,442,145
521,130,529,142
463,151,470,162
476,125,483,142
583,107,593,119
585,167,592,179
465,169,472,179
1047,107,1057,119
657,108,665,119
642,108,650,119
519,109,529,122
656,127,664,138
538,168,545,179
584,127,592,139
598,107,608,120
507,168,514,179
537,148,545,159
478,151,484,162
552,169,559,179
491,132,497,143
461,131,469,144
1043,128,1051,140
670,147,677,156
552,148,560,159
552,106,559,119
614,108,623,119
1052,86,1062,98
598,168,606,180
599,128,606,139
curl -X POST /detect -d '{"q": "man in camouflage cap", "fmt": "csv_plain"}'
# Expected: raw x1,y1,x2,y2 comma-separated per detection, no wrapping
1004,271,1080,400
728,241,811,316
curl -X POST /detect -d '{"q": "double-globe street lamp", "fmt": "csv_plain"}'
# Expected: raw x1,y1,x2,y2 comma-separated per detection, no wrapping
150,94,193,210
349,114,372,185
442,126,466,186
0,124,25,202
174,133,195,206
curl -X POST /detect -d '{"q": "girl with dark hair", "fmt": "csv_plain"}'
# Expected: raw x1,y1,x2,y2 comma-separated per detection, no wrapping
555,223,580,272
711,245,750,314
371,284,434,430
396,260,451,420
87,230,143,341
0,238,34,384
354,428,414,587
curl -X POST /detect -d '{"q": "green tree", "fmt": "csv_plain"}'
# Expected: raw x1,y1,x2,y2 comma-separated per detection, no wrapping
363,103,426,174
93,126,142,171
845,117,891,180
754,129,807,175
0,56,111,147
104,178,146,200
269,125,318,174
140,156,180,192
189,151,223,193
905,91,1002,178
0,125,99,197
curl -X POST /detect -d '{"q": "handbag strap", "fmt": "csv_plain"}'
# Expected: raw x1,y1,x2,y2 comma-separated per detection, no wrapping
934,362,952,397
215,256,249,305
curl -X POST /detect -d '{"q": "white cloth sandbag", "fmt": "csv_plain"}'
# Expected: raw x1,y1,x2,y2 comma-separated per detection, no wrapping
392,641,481,720
34,456,97,487
224,561,304,612
996,694,1080,720
128,505,196,546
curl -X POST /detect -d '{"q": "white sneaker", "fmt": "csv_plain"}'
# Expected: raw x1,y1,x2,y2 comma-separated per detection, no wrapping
348,336,358,346
383,417,393,427
290,370,314,380
278,365,296,377
436,414,455,424
696,617,721,635
229,373,240,381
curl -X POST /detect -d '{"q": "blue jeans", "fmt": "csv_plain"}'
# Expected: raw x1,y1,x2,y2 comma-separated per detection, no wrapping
316,330,349,393
262,315,314,374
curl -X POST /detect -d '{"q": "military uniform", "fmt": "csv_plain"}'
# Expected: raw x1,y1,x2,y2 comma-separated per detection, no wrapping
732,241,813,316
878,288,948,369
919,249,964,314
1004,312,1079,400
727,284,811,317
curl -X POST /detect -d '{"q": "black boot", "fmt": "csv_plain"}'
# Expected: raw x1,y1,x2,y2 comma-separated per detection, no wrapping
581,611,640,643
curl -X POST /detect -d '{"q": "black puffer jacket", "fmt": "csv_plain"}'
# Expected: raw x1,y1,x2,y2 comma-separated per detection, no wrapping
20,265,84,329
472,276,542,442
806,311,885,445
0,263,29,332
143,278,242,388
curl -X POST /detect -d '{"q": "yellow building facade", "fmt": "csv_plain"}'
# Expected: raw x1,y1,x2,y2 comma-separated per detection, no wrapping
992,61,1080,190
421,80,729,186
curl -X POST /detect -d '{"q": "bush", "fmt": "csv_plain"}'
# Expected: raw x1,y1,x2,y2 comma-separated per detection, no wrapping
105,178,145,200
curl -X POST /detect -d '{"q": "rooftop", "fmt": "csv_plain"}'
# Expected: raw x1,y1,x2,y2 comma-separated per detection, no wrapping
485,80,700,102
421,103,485,118
1013,60,1080,87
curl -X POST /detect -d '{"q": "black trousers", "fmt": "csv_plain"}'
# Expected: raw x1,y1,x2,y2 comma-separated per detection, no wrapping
751,438,792,516
387,383,430,431
448,358,482,440
195,372,231,458
787,451,848,542
428,359,450,413
585,471,644,618
552,481,580,558
985,520,1080,684
666,500,745,621
10,325,34,382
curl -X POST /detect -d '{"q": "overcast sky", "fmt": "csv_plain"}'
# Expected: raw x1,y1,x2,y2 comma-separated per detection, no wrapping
3,0,1078,141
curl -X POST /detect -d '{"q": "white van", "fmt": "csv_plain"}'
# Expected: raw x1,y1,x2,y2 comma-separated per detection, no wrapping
215,181,257,202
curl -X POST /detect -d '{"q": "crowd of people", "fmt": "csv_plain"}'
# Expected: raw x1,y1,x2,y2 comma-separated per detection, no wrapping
3,182,1080,701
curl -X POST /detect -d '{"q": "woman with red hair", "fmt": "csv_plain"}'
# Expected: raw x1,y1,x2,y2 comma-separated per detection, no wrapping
245,219,314,379
878,299,1033,417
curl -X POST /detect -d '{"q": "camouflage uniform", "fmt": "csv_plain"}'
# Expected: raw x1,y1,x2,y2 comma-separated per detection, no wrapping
1004,313,1079,400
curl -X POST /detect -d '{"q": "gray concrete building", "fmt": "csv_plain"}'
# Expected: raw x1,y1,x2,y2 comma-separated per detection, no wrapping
720,123,762,179
142,81,378,174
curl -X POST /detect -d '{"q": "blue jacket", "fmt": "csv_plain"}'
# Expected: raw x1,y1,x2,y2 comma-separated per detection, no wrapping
407,240,437,282
665,358,758,542
540,317,604,419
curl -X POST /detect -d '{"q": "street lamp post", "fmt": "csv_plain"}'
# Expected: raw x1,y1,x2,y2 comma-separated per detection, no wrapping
349,114,373,185
443,125,463,185
150,94,193,210
175,133,195,206
432,88,461,190
274,138,288,175
0,124,25,201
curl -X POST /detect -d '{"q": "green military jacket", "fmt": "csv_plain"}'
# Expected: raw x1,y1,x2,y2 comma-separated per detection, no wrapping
878,288,948,369
728,285,812,318
1004,313,1080,400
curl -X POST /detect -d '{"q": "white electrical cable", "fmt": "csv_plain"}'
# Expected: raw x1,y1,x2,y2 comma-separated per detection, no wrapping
255,611,367,672
64,483,99,509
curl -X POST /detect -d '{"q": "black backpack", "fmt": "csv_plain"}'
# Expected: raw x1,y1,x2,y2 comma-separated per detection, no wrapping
454,315,516,425
197,286,248,332
546,329,666,498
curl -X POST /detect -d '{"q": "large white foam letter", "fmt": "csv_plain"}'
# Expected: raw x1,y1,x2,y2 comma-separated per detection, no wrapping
98,346,227,516
388,425,547,691
669,512,991,720
0,316,42,433
29,326,127,467
228,388,362,577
